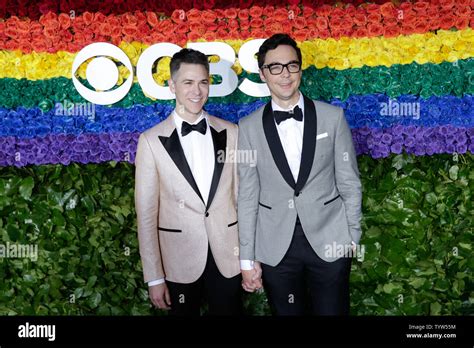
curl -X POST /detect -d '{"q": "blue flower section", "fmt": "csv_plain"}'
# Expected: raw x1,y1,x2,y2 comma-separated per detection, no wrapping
340,94,474,128
0,94,472,138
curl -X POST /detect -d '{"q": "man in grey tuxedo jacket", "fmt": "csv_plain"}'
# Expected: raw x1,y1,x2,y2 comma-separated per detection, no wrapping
238,34,362,315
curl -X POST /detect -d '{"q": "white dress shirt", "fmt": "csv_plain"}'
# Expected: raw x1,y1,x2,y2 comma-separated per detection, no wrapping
272,93,305,182
173,111,215,205
148,110,215,287
240,93,305,271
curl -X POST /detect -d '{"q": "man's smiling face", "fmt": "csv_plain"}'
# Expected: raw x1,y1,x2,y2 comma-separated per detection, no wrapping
169,62,210,122
259,44,302,108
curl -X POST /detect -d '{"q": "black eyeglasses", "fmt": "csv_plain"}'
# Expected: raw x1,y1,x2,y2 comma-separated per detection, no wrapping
261,61,302,75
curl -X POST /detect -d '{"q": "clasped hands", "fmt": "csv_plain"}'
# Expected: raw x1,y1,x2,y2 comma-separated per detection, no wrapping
241,261,263,293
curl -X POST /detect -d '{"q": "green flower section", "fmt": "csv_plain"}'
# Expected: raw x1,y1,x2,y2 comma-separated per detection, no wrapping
0,59,472,111
0,153,472,315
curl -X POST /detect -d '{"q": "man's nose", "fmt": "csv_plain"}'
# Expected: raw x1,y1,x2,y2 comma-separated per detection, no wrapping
192,83,201,95
281,66,291,77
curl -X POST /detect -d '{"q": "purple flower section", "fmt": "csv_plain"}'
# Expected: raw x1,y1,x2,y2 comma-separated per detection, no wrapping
0,126,473,167
0,133,138,167
353,126,474,159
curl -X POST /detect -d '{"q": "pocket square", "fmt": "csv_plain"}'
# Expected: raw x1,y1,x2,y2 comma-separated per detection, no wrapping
316,132,328,140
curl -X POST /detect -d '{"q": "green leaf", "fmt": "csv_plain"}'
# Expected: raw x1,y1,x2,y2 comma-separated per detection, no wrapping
430,302,442,315
0,178,6,195
19,177,34,200
74,288,84,299
434,279,449,292
86,276,98,288
408,278,426,289
87,292,102,308
448,165,459,180
6,224,20,241
382,282,403,294
364,226,382,239
81,196,95,214
425,192,437,205
51,209,66,226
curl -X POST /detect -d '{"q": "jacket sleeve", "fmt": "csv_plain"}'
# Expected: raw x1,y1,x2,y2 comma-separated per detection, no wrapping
334,108,363,244
135,133,165,282
237,120,260,260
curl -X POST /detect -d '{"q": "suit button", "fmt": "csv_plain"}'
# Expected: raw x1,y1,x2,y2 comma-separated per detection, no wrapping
295,191,301,197
205,212,209,217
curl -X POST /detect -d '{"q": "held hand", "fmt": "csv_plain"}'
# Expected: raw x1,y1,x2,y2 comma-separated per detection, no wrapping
241,263,263,293
252,261,263,291
252,261,262,281
241,269,257,292
149,283,171,310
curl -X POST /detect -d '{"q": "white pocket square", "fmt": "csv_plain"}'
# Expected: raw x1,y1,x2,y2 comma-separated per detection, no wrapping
316,132,328,140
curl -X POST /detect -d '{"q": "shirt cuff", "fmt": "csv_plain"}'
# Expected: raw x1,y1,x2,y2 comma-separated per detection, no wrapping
240,260,254,270
148,278,165,287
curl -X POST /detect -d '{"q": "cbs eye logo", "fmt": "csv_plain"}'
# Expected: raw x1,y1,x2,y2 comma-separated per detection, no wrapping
72,43,134,105
71,40,270,105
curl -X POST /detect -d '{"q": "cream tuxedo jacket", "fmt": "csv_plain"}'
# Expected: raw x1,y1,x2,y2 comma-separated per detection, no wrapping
135,114,240,284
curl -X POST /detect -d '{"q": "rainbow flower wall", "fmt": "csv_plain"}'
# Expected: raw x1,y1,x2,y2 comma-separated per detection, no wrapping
0,0,472,315
0,0,473,165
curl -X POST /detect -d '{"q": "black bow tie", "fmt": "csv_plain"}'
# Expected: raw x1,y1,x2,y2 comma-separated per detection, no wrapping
273,105,303,125
181,119,207,136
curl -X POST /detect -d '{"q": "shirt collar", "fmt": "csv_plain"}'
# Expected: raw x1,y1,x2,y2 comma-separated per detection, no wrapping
173,110,208,135
271,92,304,113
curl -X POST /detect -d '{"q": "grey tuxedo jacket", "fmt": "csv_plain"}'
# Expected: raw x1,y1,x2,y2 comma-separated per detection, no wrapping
237,95,362,265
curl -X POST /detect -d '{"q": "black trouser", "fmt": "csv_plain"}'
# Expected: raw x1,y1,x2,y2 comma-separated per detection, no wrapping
166,246,242,316
261,218,352,316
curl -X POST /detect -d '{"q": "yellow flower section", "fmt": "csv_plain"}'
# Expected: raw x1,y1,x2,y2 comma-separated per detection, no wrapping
0,29,472,81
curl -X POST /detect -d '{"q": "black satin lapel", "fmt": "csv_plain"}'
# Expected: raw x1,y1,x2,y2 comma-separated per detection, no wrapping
159,130,204,204
206,127,226,211
262,102,296,189
295,95,317,193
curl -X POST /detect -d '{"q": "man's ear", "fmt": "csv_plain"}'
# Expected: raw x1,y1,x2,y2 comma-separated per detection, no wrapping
168,78,175,94
259,69,266,83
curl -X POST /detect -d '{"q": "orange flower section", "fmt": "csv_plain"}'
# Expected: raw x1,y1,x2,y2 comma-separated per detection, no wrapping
0,1,472,53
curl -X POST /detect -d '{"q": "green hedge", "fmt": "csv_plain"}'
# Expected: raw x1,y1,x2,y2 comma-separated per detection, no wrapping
0,153,472,315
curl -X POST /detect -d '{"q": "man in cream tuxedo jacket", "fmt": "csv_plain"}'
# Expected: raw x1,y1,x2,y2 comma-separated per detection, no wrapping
238,34,362,315
135,48,241,315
